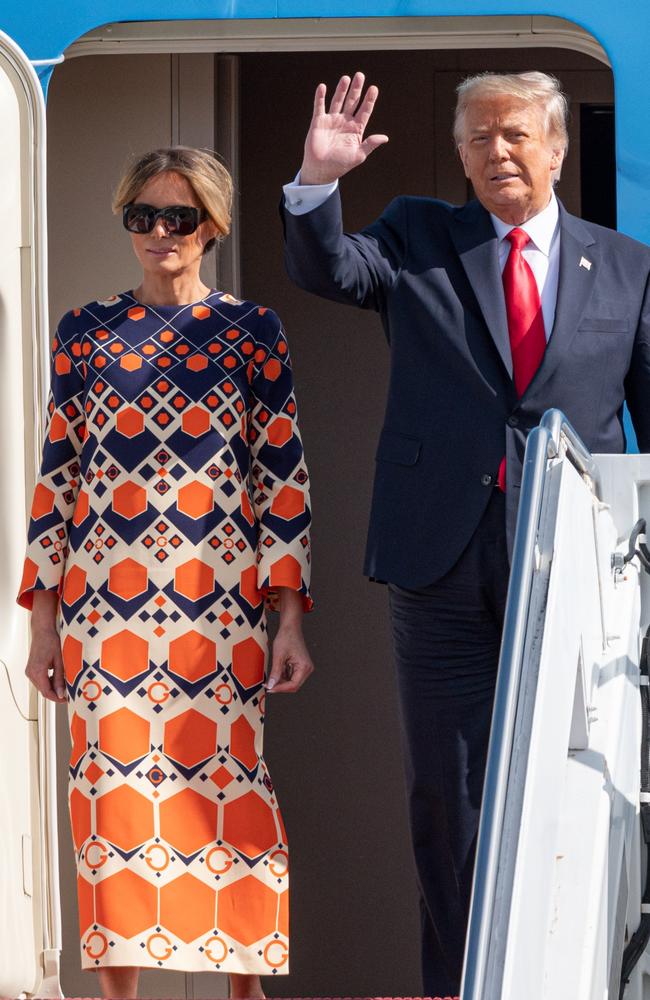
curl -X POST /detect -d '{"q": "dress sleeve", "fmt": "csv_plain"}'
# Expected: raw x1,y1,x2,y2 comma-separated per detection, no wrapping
16,312,86,610
248,308,313,612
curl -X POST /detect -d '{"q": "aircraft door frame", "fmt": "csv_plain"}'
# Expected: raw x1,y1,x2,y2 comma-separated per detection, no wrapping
0,27,62,1000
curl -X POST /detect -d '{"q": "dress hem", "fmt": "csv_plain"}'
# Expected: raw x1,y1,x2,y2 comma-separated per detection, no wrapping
80,958,290,975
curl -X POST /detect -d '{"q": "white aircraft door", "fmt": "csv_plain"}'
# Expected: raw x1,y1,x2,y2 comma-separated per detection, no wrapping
0,28,61,999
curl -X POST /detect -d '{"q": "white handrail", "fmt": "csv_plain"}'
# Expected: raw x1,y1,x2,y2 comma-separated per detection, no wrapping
461,409,599,1000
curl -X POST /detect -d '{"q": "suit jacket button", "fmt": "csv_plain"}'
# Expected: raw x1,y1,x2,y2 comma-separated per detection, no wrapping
507,415,519,428
481,473,493,486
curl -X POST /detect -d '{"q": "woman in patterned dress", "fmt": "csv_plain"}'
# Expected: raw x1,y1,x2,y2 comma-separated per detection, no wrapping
17,147,314,999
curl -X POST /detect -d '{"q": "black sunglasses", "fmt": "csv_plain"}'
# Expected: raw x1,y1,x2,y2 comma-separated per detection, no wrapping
123,203,207,236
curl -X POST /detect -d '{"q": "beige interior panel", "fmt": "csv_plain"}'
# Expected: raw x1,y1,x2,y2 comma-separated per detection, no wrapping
172,52,215,148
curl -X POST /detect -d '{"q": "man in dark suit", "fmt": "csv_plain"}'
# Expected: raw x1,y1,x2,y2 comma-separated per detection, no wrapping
280,70,650,996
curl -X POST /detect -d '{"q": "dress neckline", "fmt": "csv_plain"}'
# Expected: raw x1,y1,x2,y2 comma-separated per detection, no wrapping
125,288,219,310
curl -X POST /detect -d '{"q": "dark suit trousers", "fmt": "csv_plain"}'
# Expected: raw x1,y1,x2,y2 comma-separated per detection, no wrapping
388,489,509,997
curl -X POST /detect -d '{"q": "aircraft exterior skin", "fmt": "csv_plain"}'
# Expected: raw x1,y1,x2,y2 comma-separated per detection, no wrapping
0,1,647,248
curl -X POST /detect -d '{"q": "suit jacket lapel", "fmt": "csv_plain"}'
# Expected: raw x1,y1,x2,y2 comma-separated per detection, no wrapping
525,204,597,398
451,200,513,379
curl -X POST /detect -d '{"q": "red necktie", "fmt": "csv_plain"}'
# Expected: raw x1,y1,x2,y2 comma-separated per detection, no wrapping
497,228,546,491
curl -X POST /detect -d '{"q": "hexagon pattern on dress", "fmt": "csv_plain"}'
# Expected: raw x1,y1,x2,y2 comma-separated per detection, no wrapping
17,291,312,973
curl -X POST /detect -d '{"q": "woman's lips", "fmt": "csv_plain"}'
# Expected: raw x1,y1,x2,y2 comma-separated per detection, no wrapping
146,247,176,256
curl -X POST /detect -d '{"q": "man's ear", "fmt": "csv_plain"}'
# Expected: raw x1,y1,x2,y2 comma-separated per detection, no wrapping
458,144,471,179
549,142,564,174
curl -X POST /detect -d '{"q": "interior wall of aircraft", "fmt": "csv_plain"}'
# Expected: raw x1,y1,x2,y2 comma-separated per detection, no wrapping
44,42,612,998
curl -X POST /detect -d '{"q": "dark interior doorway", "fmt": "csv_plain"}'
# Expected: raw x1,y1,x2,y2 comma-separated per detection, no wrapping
580,103,616,228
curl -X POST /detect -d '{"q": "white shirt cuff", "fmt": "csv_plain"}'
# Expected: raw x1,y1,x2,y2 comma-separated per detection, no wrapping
283,170,339,216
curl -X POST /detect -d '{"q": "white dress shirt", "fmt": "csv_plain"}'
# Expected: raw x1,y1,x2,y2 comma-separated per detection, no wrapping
283,175,562,339
490,194,560,339
283,173,339,215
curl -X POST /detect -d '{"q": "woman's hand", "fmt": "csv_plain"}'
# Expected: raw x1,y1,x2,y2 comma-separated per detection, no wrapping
265,588,315,694
25,590,67,703
266,624,315,694
25,629,67,702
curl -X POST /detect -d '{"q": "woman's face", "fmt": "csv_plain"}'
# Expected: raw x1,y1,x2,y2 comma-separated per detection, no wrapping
128,170,218,279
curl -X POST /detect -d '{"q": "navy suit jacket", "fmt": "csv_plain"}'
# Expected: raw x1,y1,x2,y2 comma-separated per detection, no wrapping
281,190,650,587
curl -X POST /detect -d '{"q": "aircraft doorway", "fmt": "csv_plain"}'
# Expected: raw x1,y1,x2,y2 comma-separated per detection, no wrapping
45,40,613,999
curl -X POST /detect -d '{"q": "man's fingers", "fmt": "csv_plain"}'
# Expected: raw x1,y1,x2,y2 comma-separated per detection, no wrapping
361,134,389,158
328,75,351,115
356,84,380,129
313,82,327,118
342,71,366,116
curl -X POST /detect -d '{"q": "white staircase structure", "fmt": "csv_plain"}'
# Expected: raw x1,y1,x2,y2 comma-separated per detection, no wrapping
463,409,650,1000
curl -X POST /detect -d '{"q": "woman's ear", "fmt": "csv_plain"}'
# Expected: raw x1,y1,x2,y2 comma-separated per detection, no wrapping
201,218,220,255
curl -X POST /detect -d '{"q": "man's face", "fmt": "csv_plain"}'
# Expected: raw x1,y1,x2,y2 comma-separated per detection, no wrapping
458,93,563,224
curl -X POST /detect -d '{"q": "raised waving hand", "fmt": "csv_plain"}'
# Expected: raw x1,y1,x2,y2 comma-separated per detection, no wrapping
299,72,389,185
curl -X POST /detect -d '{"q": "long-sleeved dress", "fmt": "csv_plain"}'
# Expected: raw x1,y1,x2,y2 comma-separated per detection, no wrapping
16,290,312,974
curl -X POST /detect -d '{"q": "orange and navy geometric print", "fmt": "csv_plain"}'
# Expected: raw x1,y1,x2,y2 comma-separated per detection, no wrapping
17,290,312,974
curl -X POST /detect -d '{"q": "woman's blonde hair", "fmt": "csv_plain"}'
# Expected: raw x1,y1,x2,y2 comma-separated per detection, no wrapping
112,146,233,252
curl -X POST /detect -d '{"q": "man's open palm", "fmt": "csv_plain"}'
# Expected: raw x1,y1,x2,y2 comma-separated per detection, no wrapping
300,72,389,185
